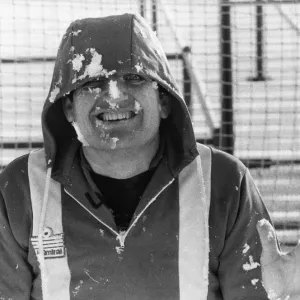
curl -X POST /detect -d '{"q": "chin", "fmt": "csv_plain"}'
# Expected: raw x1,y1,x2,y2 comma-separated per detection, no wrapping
89,131,158,151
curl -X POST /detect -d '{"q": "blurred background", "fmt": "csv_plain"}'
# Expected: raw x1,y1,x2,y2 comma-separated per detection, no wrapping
0,0,299,251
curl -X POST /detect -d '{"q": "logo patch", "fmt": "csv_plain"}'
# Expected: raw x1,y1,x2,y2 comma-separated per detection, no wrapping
31,233,66,259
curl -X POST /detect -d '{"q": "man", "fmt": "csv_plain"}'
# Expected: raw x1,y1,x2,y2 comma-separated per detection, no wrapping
257,219,300,300
0,13,272,299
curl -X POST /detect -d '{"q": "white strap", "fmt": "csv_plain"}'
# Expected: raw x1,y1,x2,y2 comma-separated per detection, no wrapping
178,143,211,300
28,149,71,300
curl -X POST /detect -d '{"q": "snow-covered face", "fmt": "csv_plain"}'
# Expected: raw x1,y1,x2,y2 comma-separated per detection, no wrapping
63,73,169,150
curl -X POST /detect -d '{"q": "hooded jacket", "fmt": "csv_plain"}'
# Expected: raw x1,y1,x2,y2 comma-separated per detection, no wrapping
0,14,271,300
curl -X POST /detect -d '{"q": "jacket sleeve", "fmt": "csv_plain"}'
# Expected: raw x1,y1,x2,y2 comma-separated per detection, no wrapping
208,147,274,300
0,158,33,299
217,168,271,299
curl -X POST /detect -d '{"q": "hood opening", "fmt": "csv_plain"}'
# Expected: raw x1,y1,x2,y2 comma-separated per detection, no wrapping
41,13,197,178
43,99,77,173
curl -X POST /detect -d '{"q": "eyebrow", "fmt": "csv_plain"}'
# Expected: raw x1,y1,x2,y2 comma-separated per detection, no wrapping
82,74,147,87
82,79,107,86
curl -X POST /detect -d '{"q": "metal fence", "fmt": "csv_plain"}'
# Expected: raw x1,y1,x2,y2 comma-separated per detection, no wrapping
0,0,299,248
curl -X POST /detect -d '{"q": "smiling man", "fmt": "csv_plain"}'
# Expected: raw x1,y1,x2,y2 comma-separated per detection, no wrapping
63,72,169,179
0,14,273,300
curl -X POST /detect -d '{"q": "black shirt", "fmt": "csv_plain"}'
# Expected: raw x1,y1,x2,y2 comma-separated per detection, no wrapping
90,168,156,231
81,137,165,231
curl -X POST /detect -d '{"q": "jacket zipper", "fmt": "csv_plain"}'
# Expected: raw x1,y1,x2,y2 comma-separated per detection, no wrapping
64,189,119,235
64,178,175,250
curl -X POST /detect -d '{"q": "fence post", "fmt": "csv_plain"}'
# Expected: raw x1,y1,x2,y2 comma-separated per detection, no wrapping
140,0,146,17
152,0,157,33
220,0,234,155
249,0,268,81
182,47,192,110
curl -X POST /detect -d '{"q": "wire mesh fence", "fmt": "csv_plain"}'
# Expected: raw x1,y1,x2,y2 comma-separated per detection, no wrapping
0,0,299,249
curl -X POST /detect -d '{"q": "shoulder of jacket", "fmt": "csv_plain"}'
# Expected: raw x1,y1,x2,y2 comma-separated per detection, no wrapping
0,152,34,251
0,149,47,187
0,153,30,184
209,146,247,176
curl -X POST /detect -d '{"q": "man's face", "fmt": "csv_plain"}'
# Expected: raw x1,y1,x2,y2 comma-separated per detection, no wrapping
63,73,169,150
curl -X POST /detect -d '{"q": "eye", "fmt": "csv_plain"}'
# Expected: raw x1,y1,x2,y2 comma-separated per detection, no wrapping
123,74,146,85
81,78,108,91
96,76,109,82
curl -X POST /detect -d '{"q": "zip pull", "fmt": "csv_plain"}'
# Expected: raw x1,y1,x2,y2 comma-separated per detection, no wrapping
115,230,126,254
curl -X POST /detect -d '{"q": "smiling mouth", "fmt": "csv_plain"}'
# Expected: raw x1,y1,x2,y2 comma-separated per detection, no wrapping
96,111,137,122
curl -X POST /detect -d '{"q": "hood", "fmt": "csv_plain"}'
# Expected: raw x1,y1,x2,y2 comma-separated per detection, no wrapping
42,13,197,176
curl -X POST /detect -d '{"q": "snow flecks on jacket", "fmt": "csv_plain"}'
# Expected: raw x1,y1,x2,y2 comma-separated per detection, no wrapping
49,87,60,103
258,218,276,242
251,278,259,286
72,30,82,36
72,122,90,147
258,218,268,227
115,246,124,255
72,48,116,84
49,71,63,103
84,269,99,284
68,54,85,72
108,80,120,99
242,255,260,271
72,280,83,297
242,243,250,254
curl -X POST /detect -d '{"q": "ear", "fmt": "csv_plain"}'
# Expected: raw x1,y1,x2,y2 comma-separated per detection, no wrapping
62,96,75,122
159,94,170,119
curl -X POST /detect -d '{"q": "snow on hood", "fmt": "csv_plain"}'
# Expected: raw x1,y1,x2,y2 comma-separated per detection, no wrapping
42,13,197,174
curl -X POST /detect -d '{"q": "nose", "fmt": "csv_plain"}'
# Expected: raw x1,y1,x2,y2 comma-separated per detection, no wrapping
102,79,128,103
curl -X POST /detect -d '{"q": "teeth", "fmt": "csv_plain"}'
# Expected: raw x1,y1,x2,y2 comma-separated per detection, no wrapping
101,112,132,121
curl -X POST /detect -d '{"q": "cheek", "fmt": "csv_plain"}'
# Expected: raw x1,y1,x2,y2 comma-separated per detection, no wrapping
143,104,161,129
129,82,158,98
73,94,96,120
130,86,160,110
76,90,99,103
